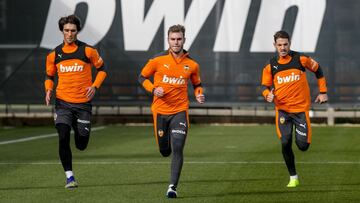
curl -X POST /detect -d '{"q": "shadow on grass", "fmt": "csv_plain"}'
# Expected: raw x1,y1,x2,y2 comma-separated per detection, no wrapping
77,153,161,160
0,180,168,191
306,182,360,187
0,185,63,191
183,187,360,199
181,177,278,184
0,178,271,191
2,178,358,195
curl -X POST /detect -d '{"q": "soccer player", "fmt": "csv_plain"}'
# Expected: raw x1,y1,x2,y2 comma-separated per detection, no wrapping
44,14,107,189
261,30,328,187
138,24,205,198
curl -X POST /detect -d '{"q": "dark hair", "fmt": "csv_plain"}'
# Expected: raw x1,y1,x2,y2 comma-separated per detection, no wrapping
168,24,185,37
58,14,81,31
273,30,290,42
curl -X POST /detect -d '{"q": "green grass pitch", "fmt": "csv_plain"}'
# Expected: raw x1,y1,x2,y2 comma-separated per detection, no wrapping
0,125,359,202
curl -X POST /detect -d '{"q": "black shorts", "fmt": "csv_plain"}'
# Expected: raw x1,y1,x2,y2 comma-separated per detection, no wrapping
152,111,188,154
275,109,312,144
54,99,92,136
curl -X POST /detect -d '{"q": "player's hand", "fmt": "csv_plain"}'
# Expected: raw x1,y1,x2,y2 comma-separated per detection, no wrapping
196,94,205,104
45,90,52,106
86,86,96,99
153,87,164,97
315,93,328,104
266,89,274,103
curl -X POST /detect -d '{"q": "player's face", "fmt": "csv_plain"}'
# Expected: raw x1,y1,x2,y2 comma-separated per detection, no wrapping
62,23,78,44
274,38,290,57
168,32,185,54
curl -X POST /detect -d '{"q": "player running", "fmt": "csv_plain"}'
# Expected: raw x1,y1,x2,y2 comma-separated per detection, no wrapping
261,30,328,187
138,24,205,198
44,14,107,189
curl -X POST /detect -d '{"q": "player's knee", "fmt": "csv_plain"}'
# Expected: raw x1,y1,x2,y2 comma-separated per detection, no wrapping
75,136,89,151
160,148,171,157
56,123,71,133
76,143,87,151
56,123,71,142
297,142,310,151
281,140,293,156
281,139,291,149
172,136,185,153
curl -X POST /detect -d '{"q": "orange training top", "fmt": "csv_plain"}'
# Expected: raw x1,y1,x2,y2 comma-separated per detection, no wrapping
261,51,327,112
140,50,203,115
45,40,107,103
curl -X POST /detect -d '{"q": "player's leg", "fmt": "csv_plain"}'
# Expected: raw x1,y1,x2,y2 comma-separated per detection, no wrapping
56,123,72,171
166,111,188,198
73,107,91,151
276,110,298,187
153,112,171,157
54,99,77,188
293,111,311,151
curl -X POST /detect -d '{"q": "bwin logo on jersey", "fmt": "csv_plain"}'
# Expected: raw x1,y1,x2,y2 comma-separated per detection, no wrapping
162,75,186,85
59,63,84,72
277,72,300,84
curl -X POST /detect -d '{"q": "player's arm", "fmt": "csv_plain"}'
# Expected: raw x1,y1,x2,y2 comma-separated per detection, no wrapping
190,64,205,104
85,47,107,99
138,59,164,97
300,56,328,104
261,64,274,103
44,51,56,106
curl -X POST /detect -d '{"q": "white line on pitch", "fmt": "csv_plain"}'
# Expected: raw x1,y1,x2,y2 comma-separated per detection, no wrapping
0,126,106,145
0,161,359,165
